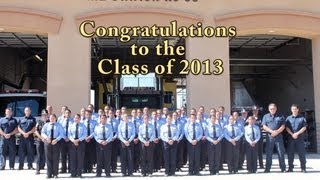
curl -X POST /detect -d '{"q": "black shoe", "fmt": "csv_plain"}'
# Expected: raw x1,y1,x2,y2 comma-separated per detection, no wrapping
239,167,244,170
281,169,286,173
287,169,293,172
148,174,152,177
59,170,66,174
46,175,52,179
0,167,5,170
28,167,35,170
187,173,192,176
194,172,201,176
247,171,252,174
53,176,58,179
128,173,133,176
259,165,264,169
165,174,169,177
96,174,101,177
301,169,307,173
264,169,270,173
18,167,23,170
106,174,111,177
36,171,40,175
229,171,232,174
111,169,117,173
121,174,126,177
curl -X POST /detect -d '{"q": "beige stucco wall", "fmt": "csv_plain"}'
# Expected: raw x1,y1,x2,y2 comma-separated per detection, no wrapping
1,0,320,150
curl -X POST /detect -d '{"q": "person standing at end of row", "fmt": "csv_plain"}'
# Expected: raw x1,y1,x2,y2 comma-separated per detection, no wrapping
286,104,307,173
0,108,18,170
244,116,261,174
41,114,64,179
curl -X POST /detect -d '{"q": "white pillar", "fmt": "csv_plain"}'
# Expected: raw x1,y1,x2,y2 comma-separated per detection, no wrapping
186,37,230,114
312,36,320,153
47,16,91,114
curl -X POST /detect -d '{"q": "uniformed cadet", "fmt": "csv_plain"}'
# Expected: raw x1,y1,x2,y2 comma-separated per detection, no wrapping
142,107,149,117
121,106,127,116
206,108,217,123
215,111,227,170
107,110,120,173
198,106,209,121
0,108,18,170
162,107,169,120
68,114,87,178
46,106,53,116
151,111,164,172
160,115,179,176
41,114,64,179
58,109,73,173
94,114,113,177
205,115,224,175
34,109,49,174
18,107,36,170
57,106,68,122
236,110,247,170
224,115,244,174
97,109,105,123
138,114,155,177
118,113,135,177
137,109,143,120
285,104,307,173
262,103,286,173
79,108,86,123
177,108,188,166
184,113,203,176
172,112,185,172
87,104,98,120
244,116,261,174
104,105,110,117
130,109,142,172
0,135,4,170
252,105,264,169
196,111,208,171
83,109,98,173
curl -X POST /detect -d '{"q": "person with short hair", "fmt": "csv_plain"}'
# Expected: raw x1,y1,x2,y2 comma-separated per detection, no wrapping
118,114,135,177
0,108,18,170
18,107,37,170
184,113,203,176
286,104,307,173
138,114,155,177
94,114,113,177
68,114,87,178
244,116,261,174
34,109,49,174
42,114,64,179
224,115,243,174
262,103,286,173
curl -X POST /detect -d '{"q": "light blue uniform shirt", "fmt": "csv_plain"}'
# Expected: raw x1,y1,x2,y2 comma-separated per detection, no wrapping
118,122,135,143
197,119,208,137
160,123,179,142
150,118,164,139
41,122,64,141
107,117,119,139
130,117,142,135
184,122,203,143
94,124,113,143
68,122,87,141
83,119,98,138
172,119,185,141
224,123,244,142
138,123,155,143
57,117,74,139
205,122,224,142
244,124,261,144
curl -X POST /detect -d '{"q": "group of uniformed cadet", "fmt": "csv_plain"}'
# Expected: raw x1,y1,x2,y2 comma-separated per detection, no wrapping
0,103,308,178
